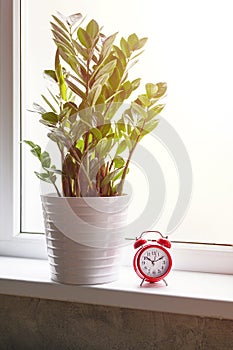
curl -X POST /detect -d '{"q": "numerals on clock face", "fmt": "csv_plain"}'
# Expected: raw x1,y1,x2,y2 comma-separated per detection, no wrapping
139,247,170,278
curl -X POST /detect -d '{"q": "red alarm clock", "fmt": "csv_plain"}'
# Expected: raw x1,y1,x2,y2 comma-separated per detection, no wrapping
133,230,172,286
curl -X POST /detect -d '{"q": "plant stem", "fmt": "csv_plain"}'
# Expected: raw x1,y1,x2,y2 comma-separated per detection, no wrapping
118,118,146,195
53,181,62,197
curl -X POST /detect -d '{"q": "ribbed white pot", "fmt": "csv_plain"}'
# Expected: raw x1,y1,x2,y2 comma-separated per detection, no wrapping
41,194,129,285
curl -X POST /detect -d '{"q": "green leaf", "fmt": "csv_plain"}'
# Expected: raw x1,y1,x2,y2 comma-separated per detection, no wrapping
77,27,92,49
72,40,89,60
40,151,51,168
143,119,159,134
24,140,41,158
55,45,80,77
34,172,51,183
92,73,110,90
88,84,102,106
55,49,67,100
43,70,58,82
47,168,63,175
113,45,126,67
146,83,155,98
120,37,130,58
108,67,121,90
100,33,118,62
147,104,165,121
90,127,102,140
127,33,139,51
131,78,141,91
67,13,82,26
100,123,112,137
86,19,99,38
52,30,75,55
116,140,127,155
52,15,69,33
123,134,133,151
137,94,151,107
41,95,57,113
96,138,112,158
148,82,167,99
133,37,148,50
131,102,147,119
113,156,125,168
65,79,85,99
50,22,70,42
32,103,46,114
41,112,59,124
100,167,123,188
95,59,117,80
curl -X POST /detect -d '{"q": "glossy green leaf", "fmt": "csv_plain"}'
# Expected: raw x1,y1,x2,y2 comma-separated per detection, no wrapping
41,95,57,113
147,104,165,121
43,70,57,82
40,151,51,168
65,79,85,99
100,123,112,137
96,138,112,158
131,102,147,119
113,156,125,168
113,45,126,67
34,171,51,183
94,59,117,81
88,84,102,106
52,30,75,55
137,94,151,107
24,140,41,158
86,19,99,38
42,112,59,124
127,33,139,50
120,37,130,58
90,127,102,140
100,167,123,188
109,67,121,90
116,140,127,155
77,27,92,49
131,78,141,91
100,33,118,62
144,119,159,134
32,103,46,114
52,15,69,33
133,37,147,50
50,22,70,42
55,49,67,101
67,13,82,26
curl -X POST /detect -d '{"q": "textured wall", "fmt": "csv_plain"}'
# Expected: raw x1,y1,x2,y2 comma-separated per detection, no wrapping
0,294,233,350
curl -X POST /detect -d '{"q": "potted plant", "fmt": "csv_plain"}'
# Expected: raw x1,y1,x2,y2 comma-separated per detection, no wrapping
25,11,167,284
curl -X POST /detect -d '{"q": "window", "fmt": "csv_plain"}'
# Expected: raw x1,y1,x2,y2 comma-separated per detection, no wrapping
1,0,233,272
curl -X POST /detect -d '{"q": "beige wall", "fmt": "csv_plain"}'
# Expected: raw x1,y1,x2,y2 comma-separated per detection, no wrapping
0,294,232,350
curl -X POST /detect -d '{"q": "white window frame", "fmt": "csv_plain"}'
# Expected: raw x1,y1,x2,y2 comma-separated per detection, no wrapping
0,0,233,272
0,0,47,259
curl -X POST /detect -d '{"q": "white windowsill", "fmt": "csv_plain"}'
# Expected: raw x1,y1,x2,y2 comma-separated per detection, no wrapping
0,256,233,320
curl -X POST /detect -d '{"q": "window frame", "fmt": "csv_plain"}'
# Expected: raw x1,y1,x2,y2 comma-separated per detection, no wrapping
0,0,233,273
0,0,47,259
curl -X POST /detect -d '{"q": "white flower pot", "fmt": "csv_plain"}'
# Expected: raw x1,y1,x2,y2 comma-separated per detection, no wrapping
41,194,129,285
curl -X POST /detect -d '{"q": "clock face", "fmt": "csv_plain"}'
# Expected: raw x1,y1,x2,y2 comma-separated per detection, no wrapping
137,245,171,280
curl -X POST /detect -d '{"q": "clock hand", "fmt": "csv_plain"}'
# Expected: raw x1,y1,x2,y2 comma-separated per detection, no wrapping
155,256,165,263
145,257,153,263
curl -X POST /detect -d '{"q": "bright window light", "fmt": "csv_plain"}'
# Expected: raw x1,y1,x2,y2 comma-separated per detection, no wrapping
21,0,233,245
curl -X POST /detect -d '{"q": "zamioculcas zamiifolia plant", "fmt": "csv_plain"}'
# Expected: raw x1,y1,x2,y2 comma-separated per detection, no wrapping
25,11,167,197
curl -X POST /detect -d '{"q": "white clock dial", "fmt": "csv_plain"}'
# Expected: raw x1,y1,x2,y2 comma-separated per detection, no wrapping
139,247,170,278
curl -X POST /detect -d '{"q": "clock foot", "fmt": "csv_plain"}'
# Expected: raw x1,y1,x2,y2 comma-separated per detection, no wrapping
140,278,145,287
163,279,168,286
